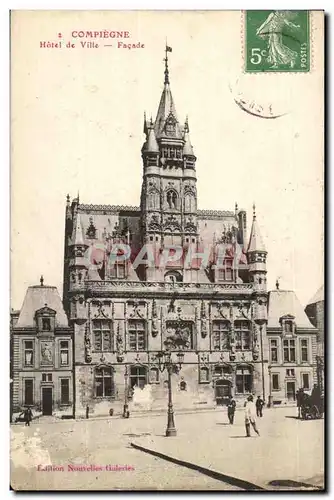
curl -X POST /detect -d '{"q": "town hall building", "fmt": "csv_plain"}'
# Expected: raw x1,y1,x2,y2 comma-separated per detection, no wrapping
62,50,271,417
60,50,319,418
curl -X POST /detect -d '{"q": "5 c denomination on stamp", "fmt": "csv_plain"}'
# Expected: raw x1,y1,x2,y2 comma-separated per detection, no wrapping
245,11,310,73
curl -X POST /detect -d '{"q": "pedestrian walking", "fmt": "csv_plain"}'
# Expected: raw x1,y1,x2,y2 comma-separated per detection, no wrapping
24,407,32,427
227,395,236,424
256,395,265,417
244,395,260,437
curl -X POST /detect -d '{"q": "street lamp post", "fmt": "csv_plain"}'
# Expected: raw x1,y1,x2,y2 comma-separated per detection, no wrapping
122,364,130,418
157,339,184,437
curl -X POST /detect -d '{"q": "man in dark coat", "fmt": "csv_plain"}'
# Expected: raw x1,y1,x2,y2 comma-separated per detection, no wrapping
24,407,32,426
227,395,236,424
256,396,265,417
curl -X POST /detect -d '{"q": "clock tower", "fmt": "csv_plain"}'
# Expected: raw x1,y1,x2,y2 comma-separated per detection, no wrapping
140,47,198,281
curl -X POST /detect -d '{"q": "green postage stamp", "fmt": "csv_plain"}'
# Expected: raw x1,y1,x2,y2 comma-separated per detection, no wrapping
245,11,310,72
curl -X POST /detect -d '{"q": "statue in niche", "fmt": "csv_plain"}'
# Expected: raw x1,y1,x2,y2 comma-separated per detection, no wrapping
167,190,177,209
84,325,92,363
116,325,124,362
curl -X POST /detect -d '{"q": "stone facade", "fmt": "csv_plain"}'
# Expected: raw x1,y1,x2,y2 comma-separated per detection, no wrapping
62,51,270,418
10,281,74,419
267,289,318,406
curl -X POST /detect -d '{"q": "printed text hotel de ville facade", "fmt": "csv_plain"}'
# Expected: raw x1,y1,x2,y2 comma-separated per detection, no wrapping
12,48,319,420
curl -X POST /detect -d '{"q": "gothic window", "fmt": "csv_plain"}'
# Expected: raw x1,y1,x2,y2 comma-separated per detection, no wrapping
60,341,69,366
93,320,113,352
286,368,295,377
130,366,147,389
212,321,229,350
24,341,34,366
128,320,146,351
42,373,52,382
60,379,70,404
283,339,296,362
235,366,252,394
95,367,115,398
24,379,34,406
166,190,177,209
235,321,251,350
270,339,278,363
165,117,176,136
300,339,309,362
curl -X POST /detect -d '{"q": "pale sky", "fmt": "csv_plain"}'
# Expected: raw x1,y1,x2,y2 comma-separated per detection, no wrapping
11,10,324,310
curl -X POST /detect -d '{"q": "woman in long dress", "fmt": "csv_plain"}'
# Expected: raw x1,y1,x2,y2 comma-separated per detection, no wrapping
256,11,300,69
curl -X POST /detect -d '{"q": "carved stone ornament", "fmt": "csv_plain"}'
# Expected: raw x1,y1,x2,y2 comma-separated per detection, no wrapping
92,300,111,319
252,342,260,361
199,352,210,365
116,323,124,362
86,217,97,239
128,301,145,319
84,324,92,363
152,299,159,337
201,303,207,339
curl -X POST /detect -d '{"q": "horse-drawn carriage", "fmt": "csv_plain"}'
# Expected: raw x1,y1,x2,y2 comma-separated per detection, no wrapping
300,390,324,420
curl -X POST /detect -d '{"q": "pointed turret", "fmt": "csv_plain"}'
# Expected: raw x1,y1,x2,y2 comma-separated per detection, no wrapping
247,205,267,291
247,205,266,253
143,125,159,153
71,214,86,247
183,117,195,156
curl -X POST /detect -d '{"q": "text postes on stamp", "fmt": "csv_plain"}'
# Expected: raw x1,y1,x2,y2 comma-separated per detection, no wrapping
245,11,310,73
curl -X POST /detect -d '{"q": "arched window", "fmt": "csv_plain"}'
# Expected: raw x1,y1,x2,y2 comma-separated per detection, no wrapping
235,365,252,394
95,367,115,398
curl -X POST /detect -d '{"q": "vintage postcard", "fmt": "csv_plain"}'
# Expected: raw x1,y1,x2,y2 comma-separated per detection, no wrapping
10,10,324,491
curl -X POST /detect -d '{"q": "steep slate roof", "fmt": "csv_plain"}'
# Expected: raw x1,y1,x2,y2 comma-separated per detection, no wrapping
143,127,159,153
267,290,315,329
247,217,266,253
16,285,68,328
307,285,324,306
154,83,183,139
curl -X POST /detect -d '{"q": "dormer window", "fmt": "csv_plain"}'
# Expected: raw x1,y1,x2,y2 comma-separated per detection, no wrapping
285,321,293,334
35,305,56,334
279,315,296,336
